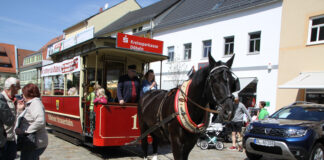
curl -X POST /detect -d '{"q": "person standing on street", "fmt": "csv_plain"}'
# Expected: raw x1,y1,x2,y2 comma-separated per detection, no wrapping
0,77,20,160
258,101,269,120
15,83,48,160
228,94,251,151
117,65,140,104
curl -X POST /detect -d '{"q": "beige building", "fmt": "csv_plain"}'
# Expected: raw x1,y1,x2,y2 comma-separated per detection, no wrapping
63,0,141,38
276,0,324,109
95,0,180,38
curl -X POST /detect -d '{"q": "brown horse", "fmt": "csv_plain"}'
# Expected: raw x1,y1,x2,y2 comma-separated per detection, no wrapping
138,53,239,160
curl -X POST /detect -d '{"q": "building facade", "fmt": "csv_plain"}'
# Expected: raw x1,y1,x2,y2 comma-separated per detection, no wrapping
95,0,179,38
47,0,141,58
150,0,283,113
276,0,324,108
0,43,17,90
64,0,141,39
19,52,43,88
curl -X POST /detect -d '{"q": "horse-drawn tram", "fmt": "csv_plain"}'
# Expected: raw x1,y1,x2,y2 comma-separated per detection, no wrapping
41,33,166,147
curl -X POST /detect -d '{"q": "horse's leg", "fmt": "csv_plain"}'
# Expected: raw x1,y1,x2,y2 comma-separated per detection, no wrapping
182,138,197,160
142,136,148,160
140,122,149,160
152,135,159,160
170,135,184,160
170,136,196,160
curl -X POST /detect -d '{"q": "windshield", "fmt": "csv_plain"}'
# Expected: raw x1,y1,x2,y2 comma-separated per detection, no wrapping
270,106,324,121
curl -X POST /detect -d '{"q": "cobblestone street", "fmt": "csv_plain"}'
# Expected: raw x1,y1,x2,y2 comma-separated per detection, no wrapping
30,129,249,160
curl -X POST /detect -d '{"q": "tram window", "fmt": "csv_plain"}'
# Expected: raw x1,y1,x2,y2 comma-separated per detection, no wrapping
105,62,124,101
66,72,80,96
86,68,102,86
53,75,64,95
43,77,52,95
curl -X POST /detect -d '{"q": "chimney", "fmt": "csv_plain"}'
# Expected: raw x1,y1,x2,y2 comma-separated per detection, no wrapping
104,3,109,10
99,7,103,12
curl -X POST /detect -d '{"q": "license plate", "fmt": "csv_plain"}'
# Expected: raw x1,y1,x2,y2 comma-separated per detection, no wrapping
254,138,275,147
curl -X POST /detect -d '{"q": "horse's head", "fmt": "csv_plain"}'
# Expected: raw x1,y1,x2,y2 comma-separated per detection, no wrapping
205,53,240,122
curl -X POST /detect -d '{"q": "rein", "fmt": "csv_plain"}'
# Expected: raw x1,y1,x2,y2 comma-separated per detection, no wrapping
178,87,220,114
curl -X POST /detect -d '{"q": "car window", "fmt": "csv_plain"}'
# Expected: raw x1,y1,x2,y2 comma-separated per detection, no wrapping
277,108,292,118
271,106,324,121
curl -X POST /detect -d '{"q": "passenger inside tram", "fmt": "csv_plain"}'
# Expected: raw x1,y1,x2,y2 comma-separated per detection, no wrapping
68,87,78,96
117,65,140,105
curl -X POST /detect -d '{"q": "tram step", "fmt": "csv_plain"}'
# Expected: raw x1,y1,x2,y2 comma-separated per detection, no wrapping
83,142,94,148
53,130,82,146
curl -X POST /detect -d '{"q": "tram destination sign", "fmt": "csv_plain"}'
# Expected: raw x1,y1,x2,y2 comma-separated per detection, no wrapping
116,33,163,54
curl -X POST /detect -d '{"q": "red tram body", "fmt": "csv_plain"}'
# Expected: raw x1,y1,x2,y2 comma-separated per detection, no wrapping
41,34,165,147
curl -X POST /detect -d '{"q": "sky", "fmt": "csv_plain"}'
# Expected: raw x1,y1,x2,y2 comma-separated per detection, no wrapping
0,0,160,51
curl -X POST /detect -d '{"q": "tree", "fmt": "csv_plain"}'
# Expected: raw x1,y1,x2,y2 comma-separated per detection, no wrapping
168,57,189,88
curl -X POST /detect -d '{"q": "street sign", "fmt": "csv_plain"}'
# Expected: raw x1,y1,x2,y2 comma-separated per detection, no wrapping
116,33,163,54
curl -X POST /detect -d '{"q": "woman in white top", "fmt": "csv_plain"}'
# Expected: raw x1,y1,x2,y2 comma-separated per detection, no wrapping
15,83,48,160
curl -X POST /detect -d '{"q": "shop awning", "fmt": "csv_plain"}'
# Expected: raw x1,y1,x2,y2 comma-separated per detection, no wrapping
279,72,324,89
234,77,257,94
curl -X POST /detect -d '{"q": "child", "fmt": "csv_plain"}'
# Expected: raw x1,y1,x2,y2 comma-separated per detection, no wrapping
93,88,108,104
251,110,258,121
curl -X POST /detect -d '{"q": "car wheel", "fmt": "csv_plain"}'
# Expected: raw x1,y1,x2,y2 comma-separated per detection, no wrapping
200,140,209,150
310,143,324,160
246,151,262,160
215,141,224,150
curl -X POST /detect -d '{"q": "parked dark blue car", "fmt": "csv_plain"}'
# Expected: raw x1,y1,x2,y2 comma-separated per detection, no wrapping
243,102,324,160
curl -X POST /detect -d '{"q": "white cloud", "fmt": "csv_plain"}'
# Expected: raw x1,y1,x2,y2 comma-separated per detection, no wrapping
0,16,60,35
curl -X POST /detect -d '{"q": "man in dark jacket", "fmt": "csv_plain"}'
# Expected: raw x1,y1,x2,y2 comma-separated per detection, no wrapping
0,77,20,160
0,91,16,159
117,65,140,104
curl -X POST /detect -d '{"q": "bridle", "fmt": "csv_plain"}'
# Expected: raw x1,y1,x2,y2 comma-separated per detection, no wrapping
206,65,235,107
178,65,238,114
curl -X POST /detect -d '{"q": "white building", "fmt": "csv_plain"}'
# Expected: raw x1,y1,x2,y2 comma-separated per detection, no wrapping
151,0,283,113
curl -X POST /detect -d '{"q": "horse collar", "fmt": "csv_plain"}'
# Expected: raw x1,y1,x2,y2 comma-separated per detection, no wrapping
174,80,209,133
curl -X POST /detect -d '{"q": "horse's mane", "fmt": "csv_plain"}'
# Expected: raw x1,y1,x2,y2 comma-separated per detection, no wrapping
190,66,209,87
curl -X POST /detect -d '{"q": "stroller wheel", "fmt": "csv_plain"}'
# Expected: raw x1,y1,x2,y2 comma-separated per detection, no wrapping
215,141,224,150
196,139,201,147
200,140,209,150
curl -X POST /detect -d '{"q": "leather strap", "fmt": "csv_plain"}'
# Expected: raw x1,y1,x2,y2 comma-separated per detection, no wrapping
178,87,220,114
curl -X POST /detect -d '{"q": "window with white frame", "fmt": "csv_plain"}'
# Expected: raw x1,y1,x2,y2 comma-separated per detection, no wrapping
249,32,261,53
202,40,211,58
308,15,324,44
224,36,234,56
184,43,191,60
167,46,174,62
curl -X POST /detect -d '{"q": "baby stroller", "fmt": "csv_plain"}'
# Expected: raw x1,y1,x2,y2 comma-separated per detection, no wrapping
196,123,224,150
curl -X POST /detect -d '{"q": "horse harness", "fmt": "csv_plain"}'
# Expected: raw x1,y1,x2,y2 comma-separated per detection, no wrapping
206,65,240,106
126,89,178,145
126,65,239,145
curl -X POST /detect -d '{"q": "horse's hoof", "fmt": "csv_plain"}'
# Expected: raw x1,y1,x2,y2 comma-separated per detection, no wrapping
152,154,158,160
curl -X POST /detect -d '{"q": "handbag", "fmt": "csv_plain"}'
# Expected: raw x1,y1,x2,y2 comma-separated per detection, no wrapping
17,132,37,151
15,108,37,151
